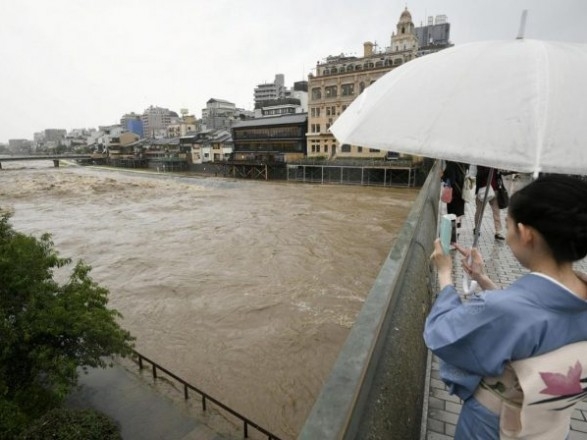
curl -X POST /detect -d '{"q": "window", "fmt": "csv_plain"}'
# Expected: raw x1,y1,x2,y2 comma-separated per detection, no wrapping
331,107,336,115
359,82,366,93
326,107,331,116
358,146,363,153
311,88,322,99
311,108,315,117
341,83,355,96
369,148,379,153
325,145,329,152
341,144,351,153
325,86,337,98
316,108,321,117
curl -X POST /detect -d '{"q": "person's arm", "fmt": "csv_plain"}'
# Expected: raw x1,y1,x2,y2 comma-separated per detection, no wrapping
455,244,499,290
431,238,453,288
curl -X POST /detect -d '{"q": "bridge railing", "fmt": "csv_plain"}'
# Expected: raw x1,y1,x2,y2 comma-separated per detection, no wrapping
130,350,282,440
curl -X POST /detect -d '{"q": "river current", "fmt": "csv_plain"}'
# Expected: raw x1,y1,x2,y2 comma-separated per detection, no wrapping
0,160,417,438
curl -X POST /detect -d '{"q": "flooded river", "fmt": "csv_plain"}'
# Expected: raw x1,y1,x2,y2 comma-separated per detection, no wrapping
0,160,417,438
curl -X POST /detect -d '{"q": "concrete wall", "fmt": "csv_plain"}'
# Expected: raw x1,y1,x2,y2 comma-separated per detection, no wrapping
299,161,441,439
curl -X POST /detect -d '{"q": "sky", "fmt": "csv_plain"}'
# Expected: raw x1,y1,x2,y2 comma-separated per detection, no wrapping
1,0,586,144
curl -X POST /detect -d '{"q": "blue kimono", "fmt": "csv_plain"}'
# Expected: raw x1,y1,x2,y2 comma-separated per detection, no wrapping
424,273,587,439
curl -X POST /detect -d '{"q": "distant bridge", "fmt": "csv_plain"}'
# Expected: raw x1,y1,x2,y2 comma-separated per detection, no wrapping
0,154,92,169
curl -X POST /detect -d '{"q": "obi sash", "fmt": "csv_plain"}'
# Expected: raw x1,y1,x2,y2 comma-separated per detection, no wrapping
474,341,587,439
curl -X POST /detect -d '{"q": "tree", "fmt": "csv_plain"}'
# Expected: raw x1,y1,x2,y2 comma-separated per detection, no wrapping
0,212,135,436
20,408,122,440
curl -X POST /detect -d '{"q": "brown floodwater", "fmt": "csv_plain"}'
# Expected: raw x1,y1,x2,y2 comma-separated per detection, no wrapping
0,160,417,438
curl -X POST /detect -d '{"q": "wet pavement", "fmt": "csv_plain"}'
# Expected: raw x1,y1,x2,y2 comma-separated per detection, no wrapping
66,362,230,440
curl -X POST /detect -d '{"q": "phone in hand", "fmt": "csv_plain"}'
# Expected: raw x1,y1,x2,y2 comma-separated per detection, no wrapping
439,214,457,254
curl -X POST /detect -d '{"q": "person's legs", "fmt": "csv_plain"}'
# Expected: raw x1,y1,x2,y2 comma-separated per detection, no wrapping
490,198,503,237
455,397,500,439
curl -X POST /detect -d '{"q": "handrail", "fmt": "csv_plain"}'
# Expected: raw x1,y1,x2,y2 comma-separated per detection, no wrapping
131,350,282,440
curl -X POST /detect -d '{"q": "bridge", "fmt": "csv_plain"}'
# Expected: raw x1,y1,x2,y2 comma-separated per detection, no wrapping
0,154,92,169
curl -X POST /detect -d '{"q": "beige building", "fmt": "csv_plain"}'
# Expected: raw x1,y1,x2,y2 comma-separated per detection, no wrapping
306,7,420,159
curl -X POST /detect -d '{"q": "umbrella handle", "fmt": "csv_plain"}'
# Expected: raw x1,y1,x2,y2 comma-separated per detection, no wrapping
462,273,478,296
462,252,478,295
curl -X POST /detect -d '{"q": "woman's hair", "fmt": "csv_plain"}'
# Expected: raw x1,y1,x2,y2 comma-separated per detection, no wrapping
508,174,587,262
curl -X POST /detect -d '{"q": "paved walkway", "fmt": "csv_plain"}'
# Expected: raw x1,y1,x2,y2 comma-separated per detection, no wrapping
66,362,232,440
421,175,587,439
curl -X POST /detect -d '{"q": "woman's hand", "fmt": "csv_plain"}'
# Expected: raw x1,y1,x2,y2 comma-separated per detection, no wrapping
431,238,453,288
454,243,499,291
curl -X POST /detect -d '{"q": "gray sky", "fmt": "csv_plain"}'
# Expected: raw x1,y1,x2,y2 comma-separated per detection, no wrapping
1,0,586,143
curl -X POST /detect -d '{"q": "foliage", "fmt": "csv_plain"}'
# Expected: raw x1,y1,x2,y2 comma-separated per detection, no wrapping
0,212,135,435
20,408,122,440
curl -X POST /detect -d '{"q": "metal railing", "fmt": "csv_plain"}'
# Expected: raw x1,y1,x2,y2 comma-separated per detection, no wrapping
131,350,282,440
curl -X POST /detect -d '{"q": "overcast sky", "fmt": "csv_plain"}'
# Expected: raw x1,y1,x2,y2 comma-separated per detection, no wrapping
1,0,586,143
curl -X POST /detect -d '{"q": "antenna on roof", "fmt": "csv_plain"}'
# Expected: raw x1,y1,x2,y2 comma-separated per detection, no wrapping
516,9,528,39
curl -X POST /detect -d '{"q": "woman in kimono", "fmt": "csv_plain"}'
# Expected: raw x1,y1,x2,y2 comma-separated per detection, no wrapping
425,174,587,439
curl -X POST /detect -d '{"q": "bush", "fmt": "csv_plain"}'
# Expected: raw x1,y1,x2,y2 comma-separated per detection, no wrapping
20,408,121,440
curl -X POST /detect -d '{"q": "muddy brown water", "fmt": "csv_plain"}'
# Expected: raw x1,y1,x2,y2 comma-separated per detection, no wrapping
0,160,417,438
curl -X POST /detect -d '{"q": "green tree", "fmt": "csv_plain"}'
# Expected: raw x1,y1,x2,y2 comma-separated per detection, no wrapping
20,408,122,440
0,212,135,435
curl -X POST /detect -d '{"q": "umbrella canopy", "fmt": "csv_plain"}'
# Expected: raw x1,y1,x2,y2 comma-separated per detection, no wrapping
331,39,587,176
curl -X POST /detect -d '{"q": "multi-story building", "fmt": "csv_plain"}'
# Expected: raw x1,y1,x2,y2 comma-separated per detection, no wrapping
183,129,233,164
201,98,238,130
306,7,449,159
121,112,144,138
141,106,176,139
231,113,307,163
254,74,286,107
8,139,32,153
44,129,67,144
167,109,198,138
415,15,452,55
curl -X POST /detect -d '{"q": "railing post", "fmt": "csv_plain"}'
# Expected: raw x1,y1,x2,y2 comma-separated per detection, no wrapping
184,384,189,400
202,395,206,411
152,364,157,379
244,421,249,438
138,355,143,370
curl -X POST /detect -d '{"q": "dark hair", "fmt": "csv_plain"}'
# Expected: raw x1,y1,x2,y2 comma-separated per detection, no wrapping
508,175,587,262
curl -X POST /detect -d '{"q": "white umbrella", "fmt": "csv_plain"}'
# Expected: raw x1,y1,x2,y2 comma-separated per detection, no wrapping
331,38,587,176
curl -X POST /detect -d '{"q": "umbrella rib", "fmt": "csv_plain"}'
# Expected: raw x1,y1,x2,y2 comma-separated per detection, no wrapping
533,40,550,177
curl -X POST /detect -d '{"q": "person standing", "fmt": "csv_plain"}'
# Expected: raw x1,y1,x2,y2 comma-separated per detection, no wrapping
425,174,587,439
474,165,504,240
442,161,468,228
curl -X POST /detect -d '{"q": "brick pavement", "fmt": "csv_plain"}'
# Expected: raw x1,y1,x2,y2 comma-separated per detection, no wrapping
421,175,587,440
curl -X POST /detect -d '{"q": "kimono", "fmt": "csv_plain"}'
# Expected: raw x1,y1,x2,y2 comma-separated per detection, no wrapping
424,273,587,439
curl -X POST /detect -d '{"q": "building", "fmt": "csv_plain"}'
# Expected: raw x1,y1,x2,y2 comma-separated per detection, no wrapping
44,129,67,144
167,109,198,138
415,15,452,54
306,7,450,159
121,112,144,138
182,129,233,164
231,113,307,163
254,98,304,118
201,98,237,131
254,74,286,107
8,139,32,153
142,106,176,139
253,76,308,117
288,80,308,112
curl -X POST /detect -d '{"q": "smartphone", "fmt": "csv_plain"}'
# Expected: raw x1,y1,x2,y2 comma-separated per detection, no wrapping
439,214,457,254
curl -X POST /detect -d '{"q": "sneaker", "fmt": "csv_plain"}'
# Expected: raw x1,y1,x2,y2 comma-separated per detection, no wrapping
494,233,505,240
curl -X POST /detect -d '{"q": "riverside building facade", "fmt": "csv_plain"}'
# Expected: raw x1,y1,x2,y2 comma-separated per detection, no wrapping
307,7,450,160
